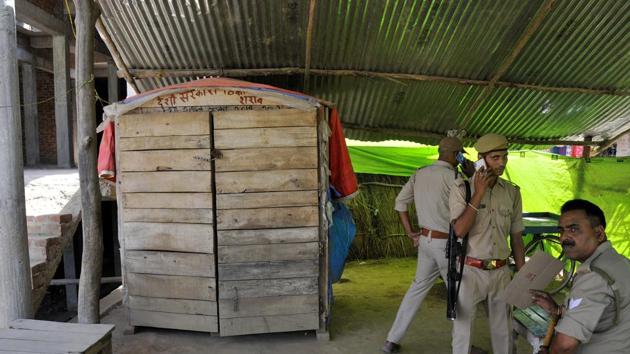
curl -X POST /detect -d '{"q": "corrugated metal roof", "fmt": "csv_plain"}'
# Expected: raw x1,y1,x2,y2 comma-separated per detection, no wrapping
99,0,307,74
95,0,630,147
311,0,543,78
504,0,630,89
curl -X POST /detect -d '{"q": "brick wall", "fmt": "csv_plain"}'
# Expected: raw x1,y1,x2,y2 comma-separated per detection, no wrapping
33,63,78,166
36,69,57,164
27,212,77,311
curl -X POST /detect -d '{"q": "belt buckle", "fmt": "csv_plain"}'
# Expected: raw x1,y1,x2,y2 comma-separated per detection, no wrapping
485,260,497,270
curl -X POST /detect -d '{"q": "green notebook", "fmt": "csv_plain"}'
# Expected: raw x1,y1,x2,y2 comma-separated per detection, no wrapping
513,305,551,338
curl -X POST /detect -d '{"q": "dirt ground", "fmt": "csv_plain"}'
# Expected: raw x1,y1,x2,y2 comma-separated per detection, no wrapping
24,168,79,216
103,258,534,354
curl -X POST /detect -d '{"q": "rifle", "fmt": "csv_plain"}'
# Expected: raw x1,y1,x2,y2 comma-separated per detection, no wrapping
446,180,471,320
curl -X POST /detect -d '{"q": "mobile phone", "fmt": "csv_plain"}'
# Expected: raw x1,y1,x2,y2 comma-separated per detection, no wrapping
474,158,486,171
456,152,465,165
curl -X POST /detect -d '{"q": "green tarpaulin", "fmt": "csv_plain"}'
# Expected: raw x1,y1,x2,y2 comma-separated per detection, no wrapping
347,145,630,258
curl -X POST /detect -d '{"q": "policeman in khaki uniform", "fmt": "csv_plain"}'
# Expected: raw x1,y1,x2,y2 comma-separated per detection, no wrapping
382,136,472,354
449,133,526,354
532,199,630,354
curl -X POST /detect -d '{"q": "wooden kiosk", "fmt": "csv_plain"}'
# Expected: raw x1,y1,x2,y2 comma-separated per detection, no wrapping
104,78,334,337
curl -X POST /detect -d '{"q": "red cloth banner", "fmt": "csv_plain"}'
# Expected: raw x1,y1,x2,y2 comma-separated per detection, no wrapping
328,108,358,198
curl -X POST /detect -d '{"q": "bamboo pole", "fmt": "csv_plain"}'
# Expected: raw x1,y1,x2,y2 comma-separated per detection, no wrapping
0,0,33,328
303,0,317,91
344,124,602,147
458,0,559,129
95,18,139,93
75,0,103,324
124,67,628,97
50,277,122,286
592,125,630,157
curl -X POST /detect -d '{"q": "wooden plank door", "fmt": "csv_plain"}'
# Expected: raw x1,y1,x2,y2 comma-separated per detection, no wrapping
118,112,218,333
214,109,320,336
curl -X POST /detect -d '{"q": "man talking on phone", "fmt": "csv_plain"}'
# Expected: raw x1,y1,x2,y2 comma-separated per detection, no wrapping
382,136,473,353
449,133,526,354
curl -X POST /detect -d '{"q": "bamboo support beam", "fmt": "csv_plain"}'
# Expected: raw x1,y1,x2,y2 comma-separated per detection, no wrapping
95,17,139,93
303,0,317,91
582,136,593,158
490,0,558,82
123,67,628,97
343,124,602,147
50,277,122,286
75,0,104,324
592,125,630,157
458,0,559,129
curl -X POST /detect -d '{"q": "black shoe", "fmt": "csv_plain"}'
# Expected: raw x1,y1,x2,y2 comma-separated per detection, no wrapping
382,341,401,353
470,345,488,354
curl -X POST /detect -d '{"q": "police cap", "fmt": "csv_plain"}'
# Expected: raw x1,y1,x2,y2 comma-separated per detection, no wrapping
475,133,508,154
438,136,464,153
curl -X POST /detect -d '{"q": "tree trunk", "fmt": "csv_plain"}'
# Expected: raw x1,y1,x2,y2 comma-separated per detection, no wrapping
0,1,33,328
75,0,103,324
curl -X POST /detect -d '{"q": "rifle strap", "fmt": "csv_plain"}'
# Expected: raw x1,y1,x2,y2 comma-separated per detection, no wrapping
455,180,472,299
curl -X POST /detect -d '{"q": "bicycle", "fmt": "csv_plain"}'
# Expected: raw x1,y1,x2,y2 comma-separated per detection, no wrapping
523,233,576,294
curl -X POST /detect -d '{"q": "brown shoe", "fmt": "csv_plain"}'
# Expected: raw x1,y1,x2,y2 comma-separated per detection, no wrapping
382,341,401,353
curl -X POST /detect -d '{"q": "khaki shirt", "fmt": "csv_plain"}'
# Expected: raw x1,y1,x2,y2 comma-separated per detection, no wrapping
394,160,458,233
555,241,630,354
449,176,523,260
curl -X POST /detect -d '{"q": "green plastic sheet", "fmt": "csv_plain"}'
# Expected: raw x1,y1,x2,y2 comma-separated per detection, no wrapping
348,145,630,258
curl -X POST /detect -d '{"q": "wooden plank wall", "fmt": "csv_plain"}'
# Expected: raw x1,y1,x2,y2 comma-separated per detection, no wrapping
118,112,218,333
214,109,320,336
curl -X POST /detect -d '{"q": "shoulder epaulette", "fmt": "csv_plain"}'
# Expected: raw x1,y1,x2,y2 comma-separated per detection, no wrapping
503,179,520,190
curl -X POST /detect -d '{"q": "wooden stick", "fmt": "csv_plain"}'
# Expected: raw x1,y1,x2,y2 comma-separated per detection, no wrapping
582,136,593,158
592,125,630,157
459,0,559,129
490,0,558,82
50,277,122,286
124,67,628,97
95,18,140,93
304,0,317,91
540,314,559,352
75,0,104,324
344,124,602,146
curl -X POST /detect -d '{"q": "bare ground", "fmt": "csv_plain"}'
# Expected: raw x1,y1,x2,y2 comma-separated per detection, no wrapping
103,258,533,354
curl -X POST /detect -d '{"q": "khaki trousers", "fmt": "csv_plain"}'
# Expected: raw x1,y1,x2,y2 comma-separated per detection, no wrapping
451,264,512,354
387,235,449,343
